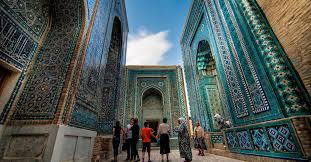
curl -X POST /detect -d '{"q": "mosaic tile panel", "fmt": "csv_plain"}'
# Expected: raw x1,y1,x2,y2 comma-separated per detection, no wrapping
250,128,269,151
0,8,37,70
236,130,252,150
2,0,49,38
98,18,123,133
267,125,297,152
70,103,97,130
211,134,224,143
236,0,311,114
13,0,83,120
224,121,303,159
226,132,239,149
68,0,110,129
181,0,307,160
215,0,270,114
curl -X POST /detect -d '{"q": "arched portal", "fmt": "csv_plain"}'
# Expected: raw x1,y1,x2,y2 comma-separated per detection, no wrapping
196,40,224,131
99,17,123,133
141,87,164,141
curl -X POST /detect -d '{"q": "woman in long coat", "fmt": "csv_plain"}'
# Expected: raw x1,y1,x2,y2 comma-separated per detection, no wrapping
175,117,192,162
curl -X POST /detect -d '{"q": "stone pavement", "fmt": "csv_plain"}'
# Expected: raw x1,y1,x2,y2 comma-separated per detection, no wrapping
107,149,244,162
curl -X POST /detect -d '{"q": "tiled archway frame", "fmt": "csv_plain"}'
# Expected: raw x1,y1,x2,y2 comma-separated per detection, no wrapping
12,0,86,123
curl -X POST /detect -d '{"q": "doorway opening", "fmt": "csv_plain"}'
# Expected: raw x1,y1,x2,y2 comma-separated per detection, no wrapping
146,120,159,143
141,87,163,143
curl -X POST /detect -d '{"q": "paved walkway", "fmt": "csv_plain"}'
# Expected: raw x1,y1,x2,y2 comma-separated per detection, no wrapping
107,149,244,162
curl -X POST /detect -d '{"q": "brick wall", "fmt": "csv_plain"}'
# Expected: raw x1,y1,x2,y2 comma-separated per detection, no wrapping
91,136,113,162
257,0,311,95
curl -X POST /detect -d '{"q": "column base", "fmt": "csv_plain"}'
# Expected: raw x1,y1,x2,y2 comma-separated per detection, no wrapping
0,125,97,162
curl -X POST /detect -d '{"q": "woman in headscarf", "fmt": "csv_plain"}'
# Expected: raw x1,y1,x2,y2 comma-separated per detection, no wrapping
194,121,207,156
174,117,192,162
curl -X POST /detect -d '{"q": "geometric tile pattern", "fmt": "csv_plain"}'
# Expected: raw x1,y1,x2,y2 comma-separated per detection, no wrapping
226,132,239,149
236,131,252,150
0,0,48,123
0,8,37,70
13,0,83,120
211,134,224,143
215,0,270,115
180,0,307,160
224,122,303,159
180,0,206,130
238,0,311,114
2,0,49,38
97,18,122,134
205,0,249,119
68,0,112,131
267,125,296,152
250,128,269,151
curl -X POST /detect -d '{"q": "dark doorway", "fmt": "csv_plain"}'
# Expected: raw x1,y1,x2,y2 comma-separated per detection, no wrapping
148,120,159,143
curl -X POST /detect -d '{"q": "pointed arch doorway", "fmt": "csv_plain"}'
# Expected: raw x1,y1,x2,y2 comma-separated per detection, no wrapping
141,87,164,142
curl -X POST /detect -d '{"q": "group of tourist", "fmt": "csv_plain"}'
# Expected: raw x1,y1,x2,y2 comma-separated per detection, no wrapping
111,117,206,162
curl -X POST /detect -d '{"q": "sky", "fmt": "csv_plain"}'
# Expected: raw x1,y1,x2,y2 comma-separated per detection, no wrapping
125,0,192,65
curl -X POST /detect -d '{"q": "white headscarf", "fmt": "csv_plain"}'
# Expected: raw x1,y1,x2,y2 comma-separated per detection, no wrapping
178,117,186,124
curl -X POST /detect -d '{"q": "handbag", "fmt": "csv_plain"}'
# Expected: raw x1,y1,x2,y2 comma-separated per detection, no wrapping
157,138,160,144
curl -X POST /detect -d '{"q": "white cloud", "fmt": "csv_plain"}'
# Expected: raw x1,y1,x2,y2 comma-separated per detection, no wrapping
126,29,173,65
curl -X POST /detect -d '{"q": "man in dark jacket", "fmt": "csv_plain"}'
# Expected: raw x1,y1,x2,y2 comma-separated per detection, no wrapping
131,118,140,161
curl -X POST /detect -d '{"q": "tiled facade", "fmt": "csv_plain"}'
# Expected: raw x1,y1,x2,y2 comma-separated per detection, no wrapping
0,0,128,131
122,66,189,135
181,0,311,161
0,0,128,161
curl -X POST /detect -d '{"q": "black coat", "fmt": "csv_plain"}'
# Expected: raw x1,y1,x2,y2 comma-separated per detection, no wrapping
132,124,140,141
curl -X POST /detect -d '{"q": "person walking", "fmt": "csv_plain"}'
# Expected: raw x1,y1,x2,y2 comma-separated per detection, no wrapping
131,118,140,162
112,121,124,162
141,122,157,162
194,121,207,156
157,118,171,161
175,117,192,162
125,118,134,161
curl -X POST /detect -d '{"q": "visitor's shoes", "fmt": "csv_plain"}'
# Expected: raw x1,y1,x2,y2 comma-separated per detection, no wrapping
125,157,130,161
148,160,152,162
137,158,140,161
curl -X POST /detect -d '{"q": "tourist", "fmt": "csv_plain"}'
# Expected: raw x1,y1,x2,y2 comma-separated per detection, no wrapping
112,121,125,162
125,118,134,161
194,121,206,156
175,117,192,162
157,117,171,161
131,118,140,162
141,122,157,162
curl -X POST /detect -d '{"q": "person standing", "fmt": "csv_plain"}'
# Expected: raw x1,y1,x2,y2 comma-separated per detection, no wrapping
141,122,157,162
112,121,124,162
194,121,207,156
125,118,134,161
175,117,192,162
131,118,140,162
157,118,171,161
